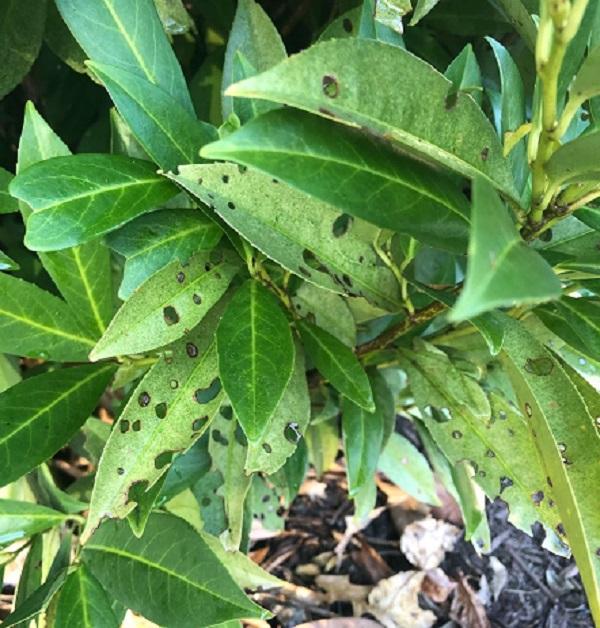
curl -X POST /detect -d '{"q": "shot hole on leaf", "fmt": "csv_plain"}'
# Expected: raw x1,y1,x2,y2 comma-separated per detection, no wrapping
138,391,151,407
194,378,222,404
155,402,168,419
132,420,141,431
322,74,339,98
163,306,180,325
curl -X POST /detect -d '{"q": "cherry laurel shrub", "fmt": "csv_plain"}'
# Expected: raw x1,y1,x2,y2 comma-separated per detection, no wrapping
0,0,600,624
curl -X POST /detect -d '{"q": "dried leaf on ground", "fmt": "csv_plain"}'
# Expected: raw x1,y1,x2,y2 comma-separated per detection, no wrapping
367,571,436,628
400,516,461,569
296,620,382,628
422,568,456,603
315,575,371,617
450,573,491,628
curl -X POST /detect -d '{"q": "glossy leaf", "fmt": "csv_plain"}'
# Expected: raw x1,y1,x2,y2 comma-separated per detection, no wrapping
201,109,471,253
556,297,600,362
91,250,239,359
17,102,114,338
0,500,66,546
0,0,46,99
487,38,528,195
216,280,295,441
305,418,339,478
0,355,20,393
83,514,264,626
500,317,600,623
11,154,178,251
208,409,252,550
44,0,87,73
107,209,223,298
84,310,226,540
13,535,43,620
0,273,96,361
88,62,218,171
170,164,402,311
342,398,384,496
0,364,116,488
292,283,356,347
495,0,537,52
56,0,193,111
298,320,374,411
378,433,440,505
222,0,286,121
0,168,19,214
400,345,565,550
52,565,119,628
410,0,442,25
226,38,518,200
27,464,88,515
445,44,483,106
245,343,310,475
0,250,18,271
545,130,600,189
450,178,560,322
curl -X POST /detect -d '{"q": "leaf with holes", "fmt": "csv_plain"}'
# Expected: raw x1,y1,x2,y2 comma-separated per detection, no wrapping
0,273,97,361
11,154,178,251
91,250,239,360
450,178,560,322
170,164,402,311
208,408,252,550
83,304,227,541
226,38,518,201
201,109,471,253
51,565,119,628
17,102,115,338
88,62,218,171
500,316,600,618
245,342,310,475
0,500,67,546
107,209,223,299
299,320,374,411
56,0,193,111
83,514,265,626
0,363,115,489
399,345,566,553
222,0,286,122
216,280,295,441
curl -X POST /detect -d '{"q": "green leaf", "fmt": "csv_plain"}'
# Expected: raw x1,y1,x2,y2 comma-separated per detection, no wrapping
0,355,20,393
270,439,308,505
378,433,440,505
170,164,402,311
342,398,384,496
208,409,252,550
450,178,560,322
159,437,211,504
222,0,286,122
107,209,223,299
305,418,339,479
319,7,362,41
83,513,264,626
445,44,483,106
359,0,405,46
154,0,195,35
55,0,193,112
0,364,116,488
545,130,600,190
0,168,19,214
88,62,218,171
500,317,600,623
298,320,374,411
555,297,600,362
84,310,226,540
494,0,537,52
52,565,119,628
0,273,96,361
91,250,239,359
17,102,115,338
11,154,178,251
563,46,600,116
27,464,88,515
410,0,442,25
201,109,470,253
245,342,310,475
216,280,295,441
0,0,46,99
0,500,66,546
44,0,87,73
13,535,43,621
226,39,518,201
486,38,528,195
0,249,18,271
292,283,356,348
400,344,566,552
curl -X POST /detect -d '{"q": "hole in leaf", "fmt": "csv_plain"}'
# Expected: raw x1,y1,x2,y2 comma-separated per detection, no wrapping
451,430,462,439
138,392,151,407
524,357,554,376
186,342,199,358
154,451,176,469
155,402,168,419
499,476,513,493
531,490,544,505
322,74,339,98
192,416,207,431
195,378,222,404
212,429,229,446
524,403,533,417
343,17,353,32
176,271,185,283
284,422,301,443
332,213,353,237
163,306,180,326
132,420,141,432
222,175,229,183
220,405,233,420
117,467,125,475
480,147,490,161
262,443,272,454
170,379,179,389
120,420,130,433
193,293,202,305
227,201,236,209
127,480,149,504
